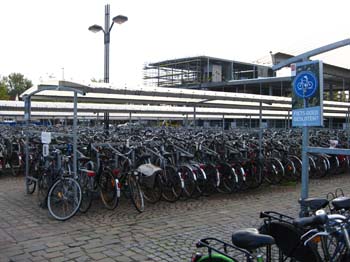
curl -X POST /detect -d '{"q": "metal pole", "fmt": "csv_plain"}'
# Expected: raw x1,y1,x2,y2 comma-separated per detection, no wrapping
194,106,197,129
222,114,225,133
300,57,311,216
186,113,188,129
24,96,31,194
348,108,350,148
259,101,263,159
104,4,110,131
288,110,290,129
300,125,309,216
259,84,263,159
104,4,110,83
73,92,78,177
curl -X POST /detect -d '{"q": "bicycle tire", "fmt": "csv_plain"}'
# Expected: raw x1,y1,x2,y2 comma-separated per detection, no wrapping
37,172,51,208
283,158,296,181
79,185,92,213
142,170,162,204
243,161,262,189
26,177,36,194
160,165,180,202
217,163,241,193
128,174,144,212
178,165,196,199
203,164,220,194
289,155,302,181
47,177,82,221
99,169,119,210
270,158,284,184
263,160,278,185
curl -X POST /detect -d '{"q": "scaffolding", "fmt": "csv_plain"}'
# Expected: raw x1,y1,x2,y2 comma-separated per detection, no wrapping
143,56,272,88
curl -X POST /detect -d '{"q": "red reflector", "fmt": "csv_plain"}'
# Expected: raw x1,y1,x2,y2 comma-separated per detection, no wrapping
199,164,206,169
117,182,121,189
87,171,96,177
112,169,120,176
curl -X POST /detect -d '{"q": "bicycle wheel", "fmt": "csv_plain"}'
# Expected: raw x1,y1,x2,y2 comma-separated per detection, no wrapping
47,177,82,221
270,158,284,184
159,165,179,202
168,166,183,199
217,163,239,193
191,164,207,197
26,161,41,194
203,164,220,194
37,171,51,208
289,155,302,181
283,158,296,182
79,187,92,213
178,165,196,199
243,161,262,189
142,170,162,204
99,169,119,210
127,174,144,212
263,160,279,185
26,177,36,194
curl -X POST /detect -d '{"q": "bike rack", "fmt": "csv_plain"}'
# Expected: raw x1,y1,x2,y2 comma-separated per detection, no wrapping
23,84,85,194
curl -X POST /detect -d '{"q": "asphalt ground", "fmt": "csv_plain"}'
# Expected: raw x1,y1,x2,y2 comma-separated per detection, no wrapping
1,174,350,262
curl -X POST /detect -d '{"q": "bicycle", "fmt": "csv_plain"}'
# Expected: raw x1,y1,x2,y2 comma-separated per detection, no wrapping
192,228,274,262
46,149,82,221
78,143,120,212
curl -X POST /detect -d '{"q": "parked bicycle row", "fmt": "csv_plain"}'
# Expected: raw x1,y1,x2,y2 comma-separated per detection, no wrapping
1,125,350,220
193,188,350,261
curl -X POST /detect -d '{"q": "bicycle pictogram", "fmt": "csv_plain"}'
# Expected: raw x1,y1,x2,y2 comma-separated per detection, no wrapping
293,71,318,99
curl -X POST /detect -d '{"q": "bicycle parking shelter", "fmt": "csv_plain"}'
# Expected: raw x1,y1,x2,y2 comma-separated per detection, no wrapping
20,76,350,216
23,84,86,193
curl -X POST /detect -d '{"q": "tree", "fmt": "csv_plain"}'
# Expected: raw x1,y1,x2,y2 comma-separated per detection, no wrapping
91,77,104,83
0,80,9,100
0,73,33,100
7,73,33,99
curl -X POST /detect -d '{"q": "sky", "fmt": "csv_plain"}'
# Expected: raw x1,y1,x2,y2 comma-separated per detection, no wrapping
1,0,350,87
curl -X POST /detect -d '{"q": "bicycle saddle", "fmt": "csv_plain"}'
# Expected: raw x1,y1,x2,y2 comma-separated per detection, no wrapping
231,228,274,251
299,197,329,211
332,196,350,211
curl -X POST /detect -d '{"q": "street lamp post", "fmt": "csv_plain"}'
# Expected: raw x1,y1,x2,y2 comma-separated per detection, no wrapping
89,4,128,129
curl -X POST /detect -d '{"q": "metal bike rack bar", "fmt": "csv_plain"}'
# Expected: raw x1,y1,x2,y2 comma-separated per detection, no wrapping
23,85,85,194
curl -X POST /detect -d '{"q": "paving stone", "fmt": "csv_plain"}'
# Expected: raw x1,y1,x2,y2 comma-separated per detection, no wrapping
2,175,350,261
46,242,64,248
66,252,82,260
43,252,64,259
96,258,118,262
88,252,107,260
46,246,67,253
74,256,91,262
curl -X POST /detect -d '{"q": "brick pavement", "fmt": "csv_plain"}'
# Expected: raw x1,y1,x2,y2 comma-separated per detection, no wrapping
1,174,350,262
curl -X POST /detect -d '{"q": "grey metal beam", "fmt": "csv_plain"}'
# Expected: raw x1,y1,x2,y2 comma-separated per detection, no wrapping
307,147,350,155
272,38,350,71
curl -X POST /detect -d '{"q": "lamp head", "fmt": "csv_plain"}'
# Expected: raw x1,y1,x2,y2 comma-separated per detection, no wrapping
88,24,103,33
112,15,128,24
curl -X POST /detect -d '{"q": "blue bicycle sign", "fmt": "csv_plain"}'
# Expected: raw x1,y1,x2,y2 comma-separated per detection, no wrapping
293,71,318,98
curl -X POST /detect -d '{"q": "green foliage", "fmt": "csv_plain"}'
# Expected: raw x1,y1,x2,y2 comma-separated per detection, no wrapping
90,78,104,83
0,81,9,100
0,73,33,100
339,91,347,102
